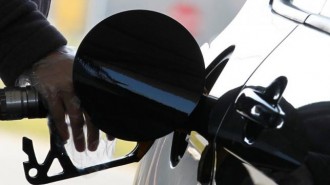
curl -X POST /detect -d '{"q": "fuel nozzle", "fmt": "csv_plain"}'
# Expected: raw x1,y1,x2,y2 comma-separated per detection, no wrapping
0,86,47,120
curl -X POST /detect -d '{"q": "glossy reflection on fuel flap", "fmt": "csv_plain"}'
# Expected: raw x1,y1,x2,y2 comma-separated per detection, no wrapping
73,10,205,141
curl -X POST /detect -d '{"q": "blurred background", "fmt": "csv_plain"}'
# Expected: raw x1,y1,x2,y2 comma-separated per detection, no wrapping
49,0,246,46
0,0,246,184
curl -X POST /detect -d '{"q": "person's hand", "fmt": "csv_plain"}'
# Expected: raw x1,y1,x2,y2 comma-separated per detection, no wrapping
29,46,99,152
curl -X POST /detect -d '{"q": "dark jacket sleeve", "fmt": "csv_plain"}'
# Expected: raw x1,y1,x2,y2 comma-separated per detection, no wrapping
31,0,51,17
0,0,67,86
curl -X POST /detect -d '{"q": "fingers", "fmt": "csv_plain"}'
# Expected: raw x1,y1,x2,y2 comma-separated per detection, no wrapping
49,91,100,152
31,48,101,152
47,94,69,142
106,134,115,141
85,113,100,151
62,92,86,152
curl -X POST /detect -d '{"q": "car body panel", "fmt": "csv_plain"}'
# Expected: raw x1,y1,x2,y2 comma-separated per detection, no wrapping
204,0,298,98
218,22,330,183
134,133,201,185
133,0,302,184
